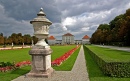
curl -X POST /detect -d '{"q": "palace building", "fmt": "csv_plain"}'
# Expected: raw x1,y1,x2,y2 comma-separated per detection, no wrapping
48,33,90,45
62,33,74,44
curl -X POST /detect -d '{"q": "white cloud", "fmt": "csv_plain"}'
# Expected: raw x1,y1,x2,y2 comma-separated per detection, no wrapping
63,26,67,31
62,17,76,26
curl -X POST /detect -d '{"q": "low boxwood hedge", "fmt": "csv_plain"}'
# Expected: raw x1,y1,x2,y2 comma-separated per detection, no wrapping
84,45,130,77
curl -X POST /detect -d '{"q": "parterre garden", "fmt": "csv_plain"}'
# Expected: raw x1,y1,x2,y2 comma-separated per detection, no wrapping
1,44,130,81
0,45,80,81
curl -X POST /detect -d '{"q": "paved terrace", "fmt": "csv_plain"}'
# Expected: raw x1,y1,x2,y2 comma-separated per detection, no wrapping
95,45,130,52
12,46,90,81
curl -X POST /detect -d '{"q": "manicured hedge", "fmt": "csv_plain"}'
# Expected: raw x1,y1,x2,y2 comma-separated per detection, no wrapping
84,45,130,77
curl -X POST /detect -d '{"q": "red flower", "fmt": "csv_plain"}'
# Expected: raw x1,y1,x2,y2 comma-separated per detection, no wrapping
51,46,79,66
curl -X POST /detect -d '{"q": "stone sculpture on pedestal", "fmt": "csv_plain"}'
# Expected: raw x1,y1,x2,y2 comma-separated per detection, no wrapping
26,8,54,77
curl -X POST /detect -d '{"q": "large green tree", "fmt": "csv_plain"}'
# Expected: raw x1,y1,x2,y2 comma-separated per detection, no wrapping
91,8,130,46
0,36,4,45
23,34,32,44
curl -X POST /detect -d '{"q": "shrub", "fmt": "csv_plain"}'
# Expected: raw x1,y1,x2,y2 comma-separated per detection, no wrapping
0,62,14,67
0,62,15,72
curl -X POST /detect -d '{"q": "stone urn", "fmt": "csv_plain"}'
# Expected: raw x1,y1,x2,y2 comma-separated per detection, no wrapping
26,8,54,78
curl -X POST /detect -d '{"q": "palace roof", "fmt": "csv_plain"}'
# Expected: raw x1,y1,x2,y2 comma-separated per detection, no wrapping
48,36,56,40
82,35,90,39
63,33,74,36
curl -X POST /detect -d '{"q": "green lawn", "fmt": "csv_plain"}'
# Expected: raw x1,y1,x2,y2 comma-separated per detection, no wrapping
0,66,31,81
86,45,130,62
51,45,76,60
0,48,31,62
53,46,80,71
0,45,76,62
83,45,130,81
0,45,79,81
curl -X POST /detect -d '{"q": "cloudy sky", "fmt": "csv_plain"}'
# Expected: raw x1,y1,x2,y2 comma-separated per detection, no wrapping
0,0,130,39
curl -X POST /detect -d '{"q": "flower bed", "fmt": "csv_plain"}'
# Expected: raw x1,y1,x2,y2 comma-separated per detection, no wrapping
0,62,15,72
51,45,80,66
0,61,31,72
15,61,31,68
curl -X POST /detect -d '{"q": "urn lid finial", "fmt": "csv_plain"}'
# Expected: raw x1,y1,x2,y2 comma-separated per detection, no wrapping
30,8,52,25
40,8,43,11
37,7,46,16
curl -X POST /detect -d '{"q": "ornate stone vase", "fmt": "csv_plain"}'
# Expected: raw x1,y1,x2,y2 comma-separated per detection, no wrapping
26,8,54,78
30,8,52,48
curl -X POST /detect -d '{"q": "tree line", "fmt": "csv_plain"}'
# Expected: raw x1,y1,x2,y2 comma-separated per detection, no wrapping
90,8,130,46
0,33,38,45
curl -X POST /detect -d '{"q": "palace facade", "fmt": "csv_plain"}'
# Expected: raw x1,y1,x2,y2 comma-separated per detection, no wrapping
48,33,90,45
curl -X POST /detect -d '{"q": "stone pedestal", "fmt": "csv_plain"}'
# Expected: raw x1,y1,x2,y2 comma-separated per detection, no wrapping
26,8,54,78
26,46,54,77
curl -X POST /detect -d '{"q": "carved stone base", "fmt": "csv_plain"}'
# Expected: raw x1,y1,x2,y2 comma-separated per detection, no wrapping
26,45,54,78
26,67,54,78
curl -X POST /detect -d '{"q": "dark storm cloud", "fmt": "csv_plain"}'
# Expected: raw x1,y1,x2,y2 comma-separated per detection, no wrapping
57,0,129,17
0,0,61,22
0,0,61,36
0,0,130,39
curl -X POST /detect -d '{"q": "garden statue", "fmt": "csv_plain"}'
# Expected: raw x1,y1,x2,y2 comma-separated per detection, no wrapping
26,8,54,77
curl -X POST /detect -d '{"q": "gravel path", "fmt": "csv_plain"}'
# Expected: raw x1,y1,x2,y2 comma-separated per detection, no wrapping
0,46,31,50
12,46,90,81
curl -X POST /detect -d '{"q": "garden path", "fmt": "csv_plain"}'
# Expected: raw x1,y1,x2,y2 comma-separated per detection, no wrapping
96,45,130,52
12,46,90,81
